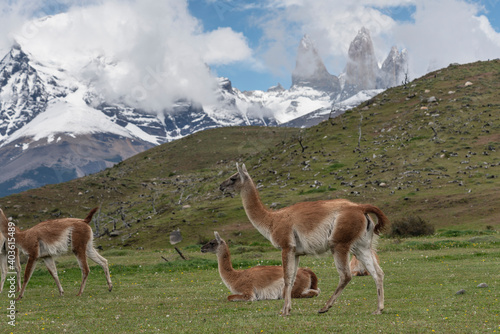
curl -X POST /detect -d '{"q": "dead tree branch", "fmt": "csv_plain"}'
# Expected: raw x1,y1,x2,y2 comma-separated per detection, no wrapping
175,247,187,260
357,111,364,150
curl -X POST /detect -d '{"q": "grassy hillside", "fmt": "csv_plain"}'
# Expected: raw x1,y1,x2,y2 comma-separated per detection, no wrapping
1,60,499,249
6,243,499,333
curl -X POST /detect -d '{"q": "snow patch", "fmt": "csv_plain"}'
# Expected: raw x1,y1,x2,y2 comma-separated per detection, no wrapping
124,123,161,145
341,89,383,106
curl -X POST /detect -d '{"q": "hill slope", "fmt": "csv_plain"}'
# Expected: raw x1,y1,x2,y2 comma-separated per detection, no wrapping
1,60,498,249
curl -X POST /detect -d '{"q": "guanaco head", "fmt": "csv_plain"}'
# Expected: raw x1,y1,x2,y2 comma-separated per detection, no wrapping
201,231,225,254
219,163,251,194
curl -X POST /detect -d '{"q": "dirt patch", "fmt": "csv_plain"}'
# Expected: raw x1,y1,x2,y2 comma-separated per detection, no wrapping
221,221,255,233
475,134,500,146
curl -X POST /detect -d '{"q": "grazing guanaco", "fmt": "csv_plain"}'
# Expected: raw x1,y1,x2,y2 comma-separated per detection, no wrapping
202,231,319,301
0,208,112,300
220,163,389,316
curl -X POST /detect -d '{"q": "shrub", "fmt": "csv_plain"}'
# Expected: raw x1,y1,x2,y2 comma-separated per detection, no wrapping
328,162,346,170
389,216,435,238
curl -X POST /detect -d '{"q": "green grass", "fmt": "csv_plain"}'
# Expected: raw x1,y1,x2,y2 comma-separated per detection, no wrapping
1,234,499,333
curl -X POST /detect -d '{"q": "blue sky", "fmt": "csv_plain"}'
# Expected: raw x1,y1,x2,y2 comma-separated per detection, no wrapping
1,0,500,97
187,0,500,91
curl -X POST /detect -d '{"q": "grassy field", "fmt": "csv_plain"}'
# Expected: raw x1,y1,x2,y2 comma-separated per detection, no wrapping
2,232,499,333
0,60,499,333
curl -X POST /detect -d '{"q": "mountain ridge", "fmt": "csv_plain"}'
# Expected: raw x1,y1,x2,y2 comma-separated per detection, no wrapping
1,59,498,249
0,26,407,197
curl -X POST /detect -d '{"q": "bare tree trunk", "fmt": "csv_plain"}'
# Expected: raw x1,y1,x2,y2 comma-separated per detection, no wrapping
177,190,184,205
328,103,337,126
175,247,187,260
430,126,439,142
402,70,410,89
357,112,363,149
151,189,159,215
120,207,130,228
298,135,306,153
93,205,102,237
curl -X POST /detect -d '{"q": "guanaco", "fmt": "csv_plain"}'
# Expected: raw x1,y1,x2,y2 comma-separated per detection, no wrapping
0,208,112,300
202,231,319,301
220,163,389,316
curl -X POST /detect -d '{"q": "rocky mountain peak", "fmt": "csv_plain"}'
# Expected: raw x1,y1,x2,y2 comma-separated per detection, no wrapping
267,83,284,93
0,45,48,140
291,35,340,94
0,43,31,85
379,46,408,88
344,27,379,92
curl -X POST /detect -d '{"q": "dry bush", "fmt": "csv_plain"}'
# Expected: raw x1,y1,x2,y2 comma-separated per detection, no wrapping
389,216,435,238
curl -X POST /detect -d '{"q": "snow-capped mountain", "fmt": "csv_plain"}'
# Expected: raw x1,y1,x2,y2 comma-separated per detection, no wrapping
291,34,341,94
342,27,408,100
0,26,407,197
379,46,409,88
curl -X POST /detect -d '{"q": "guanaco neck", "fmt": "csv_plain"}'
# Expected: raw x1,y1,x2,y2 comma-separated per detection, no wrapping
216,243,235,274
240,179,273,239
13,226,26,245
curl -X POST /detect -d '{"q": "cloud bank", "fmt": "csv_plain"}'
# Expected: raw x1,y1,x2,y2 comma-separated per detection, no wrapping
0,0,253,111
1,0,500,102
257,0,500,81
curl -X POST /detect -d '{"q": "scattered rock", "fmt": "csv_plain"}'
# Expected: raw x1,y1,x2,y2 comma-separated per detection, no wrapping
477,283,488,288
379,182,388,188
170,229,182,245
456,289,466,295
427,96,437,103
464,81,473,86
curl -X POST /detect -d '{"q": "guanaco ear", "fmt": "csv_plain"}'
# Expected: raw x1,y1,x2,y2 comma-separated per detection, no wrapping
236,163,249,182
214,231,222,244
241,163,248,174
236,163,244,182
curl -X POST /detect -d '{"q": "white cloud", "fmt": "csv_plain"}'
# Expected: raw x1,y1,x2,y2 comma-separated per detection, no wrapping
201,28,252,65
256,1,397,77
257,0,500,80
1,0,254,111
2,0,500,99
393,0,500,76
0,0,33,55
